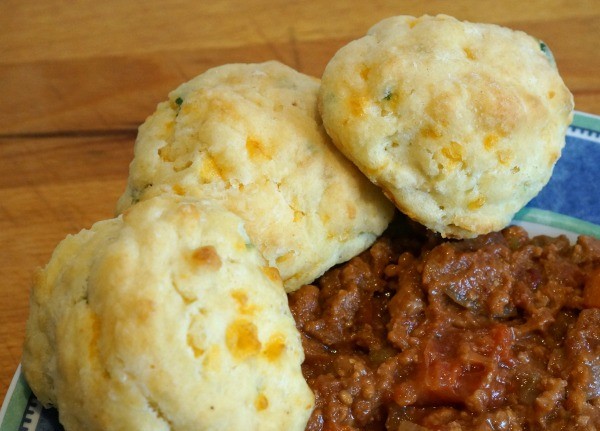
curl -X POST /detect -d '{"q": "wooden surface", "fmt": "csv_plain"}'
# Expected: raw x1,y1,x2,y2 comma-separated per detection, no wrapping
1,0,599,402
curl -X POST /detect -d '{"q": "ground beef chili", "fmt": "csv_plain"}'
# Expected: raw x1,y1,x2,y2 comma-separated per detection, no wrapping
288,216,600,431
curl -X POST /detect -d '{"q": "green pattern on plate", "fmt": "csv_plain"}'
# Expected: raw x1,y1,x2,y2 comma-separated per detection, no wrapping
0,369,31,431
515,207,600,238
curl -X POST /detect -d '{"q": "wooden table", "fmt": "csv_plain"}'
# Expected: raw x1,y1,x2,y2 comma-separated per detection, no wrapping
1,0,599,402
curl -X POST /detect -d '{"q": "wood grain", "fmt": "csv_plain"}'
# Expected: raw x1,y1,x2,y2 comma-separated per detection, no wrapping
1,0,599,401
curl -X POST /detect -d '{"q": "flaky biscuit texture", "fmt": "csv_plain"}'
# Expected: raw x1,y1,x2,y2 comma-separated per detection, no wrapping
319,15,574,238
22,196,314,431
117,61,394,291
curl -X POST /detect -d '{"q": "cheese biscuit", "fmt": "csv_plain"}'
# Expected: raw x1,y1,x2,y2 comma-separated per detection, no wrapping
23,196,314,431
117,61,394,290
319,15,573,238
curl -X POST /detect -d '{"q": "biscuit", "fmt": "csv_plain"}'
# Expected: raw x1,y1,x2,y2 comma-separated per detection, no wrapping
117,61,394,291
319,15,574,238
22,196,314,431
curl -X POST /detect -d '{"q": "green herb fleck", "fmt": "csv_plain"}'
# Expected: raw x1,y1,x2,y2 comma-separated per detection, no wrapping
175,97,184,106
383,90,393,101
538,39,556,67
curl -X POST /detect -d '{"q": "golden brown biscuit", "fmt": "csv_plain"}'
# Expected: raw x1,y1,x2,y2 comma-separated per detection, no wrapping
319,15,573,238
22,196,314,431
117,61,394,291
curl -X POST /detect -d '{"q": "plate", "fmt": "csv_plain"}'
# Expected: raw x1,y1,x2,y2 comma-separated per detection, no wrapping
2,111,600,431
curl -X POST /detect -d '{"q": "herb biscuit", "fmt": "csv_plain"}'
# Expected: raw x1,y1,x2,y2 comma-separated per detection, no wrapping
319,15,573,238
117,61,394,291
22,196,314,431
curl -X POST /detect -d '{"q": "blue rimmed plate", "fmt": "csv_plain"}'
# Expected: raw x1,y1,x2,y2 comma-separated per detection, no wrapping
2,111,599,431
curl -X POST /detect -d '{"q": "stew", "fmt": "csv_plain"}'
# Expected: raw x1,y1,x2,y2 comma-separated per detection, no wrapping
289,217,600,430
